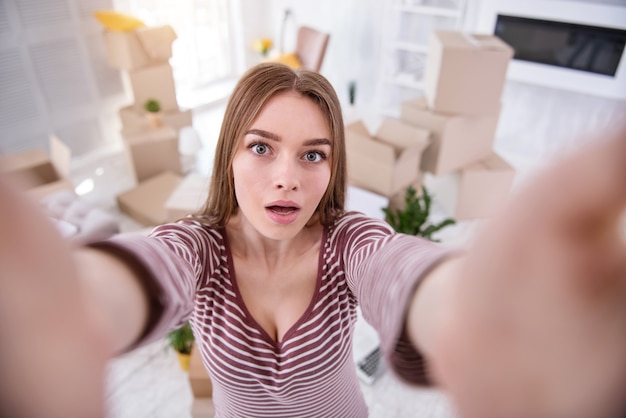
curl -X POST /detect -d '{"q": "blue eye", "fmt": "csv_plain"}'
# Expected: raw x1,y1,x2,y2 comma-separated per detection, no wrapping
304,151,325,162
251,143,268,155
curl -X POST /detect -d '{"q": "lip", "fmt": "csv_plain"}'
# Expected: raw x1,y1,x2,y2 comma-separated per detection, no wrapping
265,200,301,225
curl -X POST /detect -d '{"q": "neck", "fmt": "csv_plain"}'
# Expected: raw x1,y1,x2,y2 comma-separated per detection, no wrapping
226,213,322,268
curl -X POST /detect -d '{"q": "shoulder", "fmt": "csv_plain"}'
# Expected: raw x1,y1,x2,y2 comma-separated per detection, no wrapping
330,211,395,234
327,211,396,247
149,217,226,252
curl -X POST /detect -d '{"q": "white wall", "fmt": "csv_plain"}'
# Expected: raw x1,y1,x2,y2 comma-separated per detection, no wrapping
470,0,626,168
254,0,626,168
266,0,387,112
0,0,126,157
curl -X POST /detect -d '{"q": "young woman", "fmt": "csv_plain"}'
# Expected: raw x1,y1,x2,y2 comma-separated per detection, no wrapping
1,63,625,418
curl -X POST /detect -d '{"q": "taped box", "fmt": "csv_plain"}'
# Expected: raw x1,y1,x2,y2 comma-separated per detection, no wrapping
401,97,500,175
387,177,423,213
164,174,210,222
122,126,182,183
0,135,73,199
189,344,212,398
424,152,515,220
423,31,513,116
127,62,179,113
103,24,177,71
119,105,193,132
345,118,430,198
116,171,182,226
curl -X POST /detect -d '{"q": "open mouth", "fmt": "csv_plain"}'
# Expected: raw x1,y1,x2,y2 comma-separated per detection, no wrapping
266,205,299,215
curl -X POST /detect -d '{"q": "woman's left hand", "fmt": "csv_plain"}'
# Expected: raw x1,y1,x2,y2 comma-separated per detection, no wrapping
431,125,626,418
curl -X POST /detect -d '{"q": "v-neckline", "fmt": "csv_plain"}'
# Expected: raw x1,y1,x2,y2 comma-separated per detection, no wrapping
222,226,327,349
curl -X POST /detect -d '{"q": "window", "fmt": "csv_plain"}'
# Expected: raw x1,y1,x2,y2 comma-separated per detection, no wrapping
114,0,238,92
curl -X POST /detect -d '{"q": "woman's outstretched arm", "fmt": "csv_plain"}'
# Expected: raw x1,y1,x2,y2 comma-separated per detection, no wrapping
73,247,150,353
407,124,626,418
0,176,151,418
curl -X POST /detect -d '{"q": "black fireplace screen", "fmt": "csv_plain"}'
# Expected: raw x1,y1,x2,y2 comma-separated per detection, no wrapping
494,14,626,77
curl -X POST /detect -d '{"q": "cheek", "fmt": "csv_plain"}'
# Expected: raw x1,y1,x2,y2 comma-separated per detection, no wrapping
232,158,254,202
310,167,332,198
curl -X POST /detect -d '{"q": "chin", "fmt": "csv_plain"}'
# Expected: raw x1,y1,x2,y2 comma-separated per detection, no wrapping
258,212,316,241
259,222,306,241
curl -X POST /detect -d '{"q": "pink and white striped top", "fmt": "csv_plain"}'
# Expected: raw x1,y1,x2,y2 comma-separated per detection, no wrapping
99,212,450,417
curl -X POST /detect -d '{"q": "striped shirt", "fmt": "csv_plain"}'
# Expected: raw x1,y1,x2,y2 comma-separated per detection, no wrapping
100,211,450,417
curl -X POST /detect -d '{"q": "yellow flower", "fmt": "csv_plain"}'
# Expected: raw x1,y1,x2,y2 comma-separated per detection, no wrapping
252,38,273,57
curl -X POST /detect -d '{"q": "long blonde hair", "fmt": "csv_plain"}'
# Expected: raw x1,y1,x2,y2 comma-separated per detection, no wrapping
197,62,346,227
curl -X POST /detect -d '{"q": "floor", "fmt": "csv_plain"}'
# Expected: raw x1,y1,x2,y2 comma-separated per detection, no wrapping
69,97,548,418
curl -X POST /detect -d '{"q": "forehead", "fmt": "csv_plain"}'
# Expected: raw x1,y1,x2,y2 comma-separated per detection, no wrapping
249,91,331,139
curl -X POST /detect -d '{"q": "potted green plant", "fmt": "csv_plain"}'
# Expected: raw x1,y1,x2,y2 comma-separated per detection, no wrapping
167,321,195,371
143,98,162,128
383,185,456,242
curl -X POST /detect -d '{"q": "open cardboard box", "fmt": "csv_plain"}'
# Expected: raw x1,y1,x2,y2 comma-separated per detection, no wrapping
345,118,430,198
401,97,500,175
424,152,515,220
103,24,177,71
0,135,73,199
116,171,182,226
424,31,513,116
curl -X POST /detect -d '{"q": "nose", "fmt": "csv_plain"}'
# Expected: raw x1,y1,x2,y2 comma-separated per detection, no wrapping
273,156,300,191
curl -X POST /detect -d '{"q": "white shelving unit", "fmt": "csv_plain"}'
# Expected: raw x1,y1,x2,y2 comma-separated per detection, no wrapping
377,0,467,117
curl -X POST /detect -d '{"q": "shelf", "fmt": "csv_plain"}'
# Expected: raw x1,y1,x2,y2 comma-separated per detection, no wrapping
377,0,464,117
394,3,462,18
384,75,424,90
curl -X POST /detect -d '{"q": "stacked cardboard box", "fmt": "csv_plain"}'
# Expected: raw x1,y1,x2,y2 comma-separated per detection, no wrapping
400,30,516,220
102,24,193,225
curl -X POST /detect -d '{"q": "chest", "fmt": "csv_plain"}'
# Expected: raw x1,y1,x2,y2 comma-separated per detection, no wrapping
232,252,319,344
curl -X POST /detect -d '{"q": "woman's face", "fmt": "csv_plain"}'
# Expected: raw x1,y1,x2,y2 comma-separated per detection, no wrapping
231,91,332,240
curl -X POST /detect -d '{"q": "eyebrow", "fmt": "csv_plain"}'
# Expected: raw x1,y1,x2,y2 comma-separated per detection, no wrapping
245,129,331,147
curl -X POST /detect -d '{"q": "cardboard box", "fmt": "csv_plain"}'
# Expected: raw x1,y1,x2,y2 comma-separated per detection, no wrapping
127,63,179,112
122,126,182,183
387,178,423,213
102,25,177,71
424,31,514,115
0,135,73,199
401,97,500,175
189,344,212,398
119,105,193,133
424,152,515,220
164,174,210,222
345,119,430,197
136,25,177,60
116,171,182,226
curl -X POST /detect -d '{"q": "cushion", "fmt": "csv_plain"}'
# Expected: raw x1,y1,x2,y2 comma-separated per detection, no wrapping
94,10,146,32
269,53,302,69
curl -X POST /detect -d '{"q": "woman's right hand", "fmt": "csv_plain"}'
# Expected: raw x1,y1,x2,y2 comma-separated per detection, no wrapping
0,177,112,418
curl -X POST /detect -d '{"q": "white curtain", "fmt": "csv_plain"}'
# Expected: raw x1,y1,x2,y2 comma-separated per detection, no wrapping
0,0,126,156
113,0,238,92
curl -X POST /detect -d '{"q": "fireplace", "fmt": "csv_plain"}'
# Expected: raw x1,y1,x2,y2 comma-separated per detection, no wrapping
476,0,626,99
